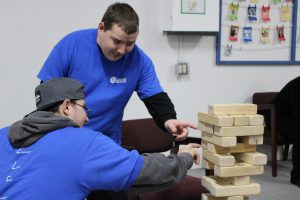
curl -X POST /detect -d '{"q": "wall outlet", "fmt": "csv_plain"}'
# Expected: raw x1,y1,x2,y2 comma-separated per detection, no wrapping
175,62,188,76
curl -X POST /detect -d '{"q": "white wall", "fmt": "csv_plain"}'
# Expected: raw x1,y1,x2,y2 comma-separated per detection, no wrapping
1,0,300,141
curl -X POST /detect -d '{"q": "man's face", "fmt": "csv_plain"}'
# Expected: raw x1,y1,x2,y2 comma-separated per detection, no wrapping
69,99,89,127
97,23,138,61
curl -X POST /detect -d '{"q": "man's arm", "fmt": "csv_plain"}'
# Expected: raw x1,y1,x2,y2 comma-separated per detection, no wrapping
142,92,197,141
129,143,200,194
142,92,176,131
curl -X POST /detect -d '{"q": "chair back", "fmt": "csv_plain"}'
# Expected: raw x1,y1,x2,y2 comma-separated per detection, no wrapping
121,118,173,154
252,91,291,177
253,92,279,104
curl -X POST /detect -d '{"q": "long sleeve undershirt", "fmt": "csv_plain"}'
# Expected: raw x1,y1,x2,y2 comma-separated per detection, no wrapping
142,92,177,131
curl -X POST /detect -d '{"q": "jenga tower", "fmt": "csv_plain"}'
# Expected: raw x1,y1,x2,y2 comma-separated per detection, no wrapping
199,104,267,200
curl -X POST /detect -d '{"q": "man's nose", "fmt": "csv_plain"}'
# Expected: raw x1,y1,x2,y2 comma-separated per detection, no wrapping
117,44,126,55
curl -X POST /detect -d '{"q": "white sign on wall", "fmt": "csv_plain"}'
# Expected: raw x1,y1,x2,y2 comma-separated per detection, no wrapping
164,0,219,32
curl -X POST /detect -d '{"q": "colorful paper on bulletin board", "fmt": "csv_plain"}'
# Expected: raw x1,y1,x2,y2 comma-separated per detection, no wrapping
229,25,239,41
243,26,252,42
261,5,270,22
248,4,257,21
281,4,291,21
228,2,239,20
261,27,270,43
277,25,286,41
225,44,232,56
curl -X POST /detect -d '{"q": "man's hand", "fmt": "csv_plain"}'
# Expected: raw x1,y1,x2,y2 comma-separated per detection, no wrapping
164,119,198,141
179,143,201,165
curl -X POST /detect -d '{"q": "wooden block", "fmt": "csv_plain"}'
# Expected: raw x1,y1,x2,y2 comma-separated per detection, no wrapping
232,115,249,126
199,121,214,134
207,143,256,154
214,162,264,177
224,176,250,186
234,152,267,165
203,159,215,169
203,150,235,167
249,114,264,126
199,112,233,127
202,193,247,200
214,126,264,137
238,135,263,145
208,104,257,115
201,176,260,197
201,140,208,150
202,132,237,147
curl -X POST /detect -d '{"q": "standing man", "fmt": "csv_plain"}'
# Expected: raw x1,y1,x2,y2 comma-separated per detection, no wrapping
0,78,201,199
38,2,197,145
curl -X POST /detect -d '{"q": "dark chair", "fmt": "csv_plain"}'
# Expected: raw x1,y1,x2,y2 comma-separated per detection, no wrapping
253,92,292,177
121,118,208,200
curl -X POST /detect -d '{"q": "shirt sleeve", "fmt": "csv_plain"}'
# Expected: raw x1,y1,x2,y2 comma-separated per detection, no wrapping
129,152,193,195
37,38,73,81
142,92,177,131
79,134,144,192
135,48,164,99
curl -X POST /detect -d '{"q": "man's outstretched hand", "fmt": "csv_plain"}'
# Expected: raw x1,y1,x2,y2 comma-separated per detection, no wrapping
164,119,198,141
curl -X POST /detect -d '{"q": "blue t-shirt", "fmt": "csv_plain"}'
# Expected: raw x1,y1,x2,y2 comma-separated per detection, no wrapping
38,29,163,144
0,127,143,200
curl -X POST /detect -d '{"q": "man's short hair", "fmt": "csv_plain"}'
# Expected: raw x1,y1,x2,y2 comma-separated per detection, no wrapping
101,2,139,34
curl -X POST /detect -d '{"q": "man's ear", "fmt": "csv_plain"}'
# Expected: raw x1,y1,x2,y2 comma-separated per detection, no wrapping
98,22,104,31
60,99,72,116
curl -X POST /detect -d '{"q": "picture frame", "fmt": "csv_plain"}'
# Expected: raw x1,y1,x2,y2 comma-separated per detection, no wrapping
181,0,206,14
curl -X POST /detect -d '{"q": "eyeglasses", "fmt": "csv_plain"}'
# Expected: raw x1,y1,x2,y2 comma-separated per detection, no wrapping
71,101,91,116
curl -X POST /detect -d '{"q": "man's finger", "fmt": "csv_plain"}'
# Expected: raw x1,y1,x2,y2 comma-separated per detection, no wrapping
194,154,200,165
185,121,198,129
187,143,201,148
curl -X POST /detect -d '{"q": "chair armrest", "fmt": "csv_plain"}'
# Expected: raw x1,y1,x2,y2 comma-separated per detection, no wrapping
175,137,202,145
257,104,275,111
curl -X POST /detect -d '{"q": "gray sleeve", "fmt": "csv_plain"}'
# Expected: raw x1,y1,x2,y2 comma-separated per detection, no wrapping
129,152,193,195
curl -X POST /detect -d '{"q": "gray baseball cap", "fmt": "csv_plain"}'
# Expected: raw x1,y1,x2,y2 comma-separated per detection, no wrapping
35,78,85,111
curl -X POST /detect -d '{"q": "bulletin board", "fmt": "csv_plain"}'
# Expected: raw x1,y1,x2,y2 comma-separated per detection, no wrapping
216,0,299,65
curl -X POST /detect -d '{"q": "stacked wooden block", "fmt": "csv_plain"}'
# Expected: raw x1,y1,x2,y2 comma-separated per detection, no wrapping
199,104,267,200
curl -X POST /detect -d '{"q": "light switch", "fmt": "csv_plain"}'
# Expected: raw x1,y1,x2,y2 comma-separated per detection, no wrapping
176,62,188,76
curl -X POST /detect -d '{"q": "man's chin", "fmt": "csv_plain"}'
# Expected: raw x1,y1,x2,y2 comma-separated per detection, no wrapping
107,54,123,61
